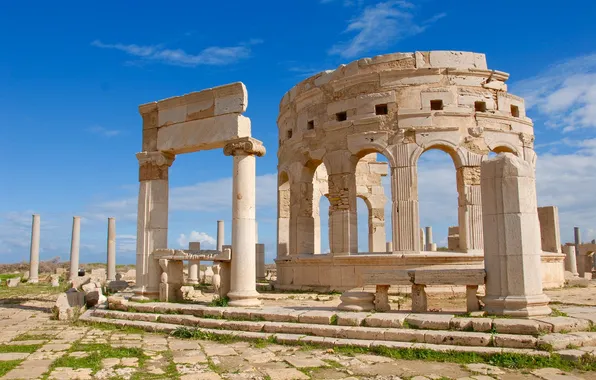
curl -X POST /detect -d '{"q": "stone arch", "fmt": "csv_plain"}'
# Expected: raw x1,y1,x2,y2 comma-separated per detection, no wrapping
488,143,521,156
411,140,465,169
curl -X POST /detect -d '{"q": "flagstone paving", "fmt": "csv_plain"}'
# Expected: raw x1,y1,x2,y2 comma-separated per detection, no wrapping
0,300,595,380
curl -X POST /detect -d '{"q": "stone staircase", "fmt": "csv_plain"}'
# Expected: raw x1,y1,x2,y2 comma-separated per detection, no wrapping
79,298,596,362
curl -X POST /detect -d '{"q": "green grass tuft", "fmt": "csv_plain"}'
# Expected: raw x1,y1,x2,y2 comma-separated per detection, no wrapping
0,344,42,354
0,360,22,377
209,296,229,307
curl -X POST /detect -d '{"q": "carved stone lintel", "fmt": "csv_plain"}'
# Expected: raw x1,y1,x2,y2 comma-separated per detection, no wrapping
519,133,535,148
223,137,266,157
137,151,175,181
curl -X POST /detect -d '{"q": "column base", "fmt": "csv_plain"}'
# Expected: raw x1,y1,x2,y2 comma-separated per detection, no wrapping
186,280,199,285
28,279,39,284
484,294,551,318
130,286,159,302
227,290,261,307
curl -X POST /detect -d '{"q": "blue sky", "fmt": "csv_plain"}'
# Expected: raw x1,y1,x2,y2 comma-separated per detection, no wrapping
1,0,595,265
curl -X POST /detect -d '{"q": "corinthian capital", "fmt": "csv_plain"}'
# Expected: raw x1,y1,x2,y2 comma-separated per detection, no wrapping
136,151,175,181
223,137,266,157
518,133,535,148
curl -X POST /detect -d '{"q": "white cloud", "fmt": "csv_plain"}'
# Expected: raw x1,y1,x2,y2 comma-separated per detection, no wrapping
328,1,445,59
116,234,137,253
514,53,596,131
92,39,262,67
87,126,121,137
177,231,216,249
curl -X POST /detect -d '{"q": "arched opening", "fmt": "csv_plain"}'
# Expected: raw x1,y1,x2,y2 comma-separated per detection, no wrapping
313,163,329,254
417,148,458,251
277,171,290,257
353,152,391,253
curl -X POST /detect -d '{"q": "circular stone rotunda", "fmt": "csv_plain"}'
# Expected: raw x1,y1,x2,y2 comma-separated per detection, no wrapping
275,50,564,291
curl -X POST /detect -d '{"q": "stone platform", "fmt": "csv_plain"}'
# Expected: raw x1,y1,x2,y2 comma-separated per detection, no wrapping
82,298,596,363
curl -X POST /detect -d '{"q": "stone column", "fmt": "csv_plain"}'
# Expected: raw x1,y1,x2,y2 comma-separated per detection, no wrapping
277,177,290,258
425,226,433,251
217,220,224,252
392,144,420,252
386,241,393,253
28,214,40,284
457,165,483,253
224,137,265,307
368,205,386,252
537,206,562,253
564,245,579,277
107,217,116,282
188,242,200,285
481,153,551,317
289,180,316,255
69,216,81,281
133,151,175,301
256,243,265,280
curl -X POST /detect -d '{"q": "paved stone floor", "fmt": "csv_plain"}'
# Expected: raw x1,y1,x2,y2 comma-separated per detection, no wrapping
0,300,595,380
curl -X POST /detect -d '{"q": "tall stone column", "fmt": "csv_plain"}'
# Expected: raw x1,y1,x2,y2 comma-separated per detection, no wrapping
133,151,175,300
256,243,265,280
224,137,265,307
106,217,116,282
457,165,483,253
369,205,386,252
425,226,433,251
69,216,81,281
481,153,551,317
391,143,420,252
277,179,290,257
28,214,40,284
289,180,316,255
217,220,225,252
327,173,358,255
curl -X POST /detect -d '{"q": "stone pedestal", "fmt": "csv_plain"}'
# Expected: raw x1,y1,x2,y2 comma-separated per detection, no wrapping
69,216,81,281
107,217,116,282
481,153,551,317
133,151,175,301
374,285,390,312
411,284,427,313
338,291,375,311
224,138,264,307
28,214,40,284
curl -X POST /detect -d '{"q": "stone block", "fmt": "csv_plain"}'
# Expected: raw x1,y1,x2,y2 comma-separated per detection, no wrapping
53,289,85,321
7,277,20,287
492,333,537,349
405,314,453,330
336,312,370,326
535,316,590,333
297,310,337,324
492,319,551,335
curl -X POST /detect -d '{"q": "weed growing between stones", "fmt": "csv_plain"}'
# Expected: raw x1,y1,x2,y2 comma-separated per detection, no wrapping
0,360,22,377
47,343,148,374
550,308,569,317
209,296,229,307
0,344,43,354
12,333,55,341
171,327,237,344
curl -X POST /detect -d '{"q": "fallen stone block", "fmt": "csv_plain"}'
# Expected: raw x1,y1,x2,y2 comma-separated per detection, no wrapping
7,277,21,287
107,280,129,293
53,289,85,321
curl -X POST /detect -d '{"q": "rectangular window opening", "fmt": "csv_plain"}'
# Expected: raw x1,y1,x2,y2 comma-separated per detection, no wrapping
287,129,293,139
307,120,315,130
375,104,388,115
430,100,443,111
475,101,487,112
336,111,347,122
511,105,520,118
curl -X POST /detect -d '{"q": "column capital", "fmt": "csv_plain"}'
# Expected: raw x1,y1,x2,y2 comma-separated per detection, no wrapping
136,151,175,181
223,137,266,157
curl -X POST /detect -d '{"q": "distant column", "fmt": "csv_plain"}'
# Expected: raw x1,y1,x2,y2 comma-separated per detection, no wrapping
256,243,265,280
386,241,393,253
217,220,224,252
564,245,579,277
188,242,200,285
574,227,581,259
69,216,81,281
107,217,116,281
28,214,40,284
425,226,433,251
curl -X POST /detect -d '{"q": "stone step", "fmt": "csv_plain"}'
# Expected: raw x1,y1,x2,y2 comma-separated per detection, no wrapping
81,309,555,359
109,297,594,336
91,308,550,350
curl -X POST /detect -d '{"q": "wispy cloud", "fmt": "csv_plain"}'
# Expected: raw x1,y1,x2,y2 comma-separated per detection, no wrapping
92,39,262,67
87,126,121,137
328,1,445,59
177,231,216,249
514,53,596,132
